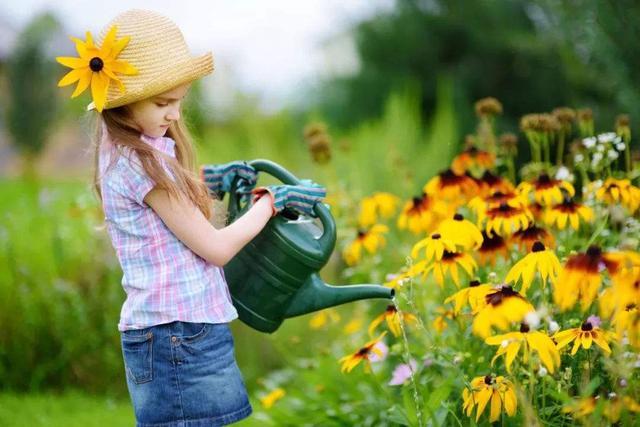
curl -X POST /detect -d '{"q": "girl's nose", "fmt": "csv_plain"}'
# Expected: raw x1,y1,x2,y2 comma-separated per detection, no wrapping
166,107,180,121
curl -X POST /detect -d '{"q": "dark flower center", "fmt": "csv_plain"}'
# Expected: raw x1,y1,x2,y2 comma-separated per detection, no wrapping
537,173,551,184
484,375,493,385
485,285,518,306
357,230,366,238
532,241,545,252
431,233,441,240
453,213,464,221
581,321,593,331
469,280,480,287
386,305,397,313
520,322,530,333
586,245,602,258
89,57,104,72
498,202,510,212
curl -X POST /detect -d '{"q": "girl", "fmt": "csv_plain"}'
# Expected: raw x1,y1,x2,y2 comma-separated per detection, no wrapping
56,8,325,427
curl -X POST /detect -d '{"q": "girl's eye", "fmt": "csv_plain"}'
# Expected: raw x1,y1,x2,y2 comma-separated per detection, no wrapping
156,103,168,107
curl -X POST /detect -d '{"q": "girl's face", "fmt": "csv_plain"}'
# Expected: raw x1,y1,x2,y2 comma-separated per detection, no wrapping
128,82,191,138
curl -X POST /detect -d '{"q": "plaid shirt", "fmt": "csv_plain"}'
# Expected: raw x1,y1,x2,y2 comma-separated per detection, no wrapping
99,130,238,331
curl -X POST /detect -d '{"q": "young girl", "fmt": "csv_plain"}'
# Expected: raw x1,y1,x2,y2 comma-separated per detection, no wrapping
56,8,325,426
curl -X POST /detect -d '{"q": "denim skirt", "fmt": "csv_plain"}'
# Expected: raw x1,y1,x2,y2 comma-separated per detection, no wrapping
120,321,253,426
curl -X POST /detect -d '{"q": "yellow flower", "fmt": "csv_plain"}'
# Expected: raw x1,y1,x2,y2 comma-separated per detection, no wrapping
563,395,640,422
505,241,561,295
357,192,399,227
435,213,484,250
397,192,447,234
342,224,389,266
260,387,285,409
595,178,640,213
368,304,418,337
612,305,640,349
343,317,364,335
476,232,509,266
472,285,534,338
410,232,457,262
444,280,494,315
309,308,340,329
476,171,515,197
414,250,477,288
510,223,555,252
451,146,495,175
553,317,616,355
485,322,561,373
338,331,388,373
483,201,533,236
462,375,517,423
517,173,575,206
544,198,594,230
424,169,479,204
432,306,456,333
56,25,138,112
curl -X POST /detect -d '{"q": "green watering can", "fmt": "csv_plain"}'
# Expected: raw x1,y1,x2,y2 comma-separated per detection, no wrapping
223,159,395,333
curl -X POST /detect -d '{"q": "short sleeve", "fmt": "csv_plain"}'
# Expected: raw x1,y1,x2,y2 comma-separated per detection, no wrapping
117,151,175,206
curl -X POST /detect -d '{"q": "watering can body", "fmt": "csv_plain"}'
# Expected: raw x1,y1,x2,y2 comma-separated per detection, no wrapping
223,159,394,333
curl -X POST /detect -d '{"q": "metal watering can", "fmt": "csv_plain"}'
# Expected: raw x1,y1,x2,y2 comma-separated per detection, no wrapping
223,159,395,333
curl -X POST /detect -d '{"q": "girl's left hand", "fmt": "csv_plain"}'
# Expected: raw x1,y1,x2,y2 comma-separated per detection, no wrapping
199,161,258,200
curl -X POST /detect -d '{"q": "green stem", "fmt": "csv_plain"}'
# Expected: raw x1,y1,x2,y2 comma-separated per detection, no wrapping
556,133,566,166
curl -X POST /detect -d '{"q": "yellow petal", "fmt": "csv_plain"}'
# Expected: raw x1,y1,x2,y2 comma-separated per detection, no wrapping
56,56,87,69
490,391,502,422
90,71,110,112
99,25,118,58
57,67,87,87
107,35,130,60
109,59,138,75
71,70,92,98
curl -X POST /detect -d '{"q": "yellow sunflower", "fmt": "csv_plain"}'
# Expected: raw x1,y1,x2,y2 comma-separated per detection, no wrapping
435,213,484,250
544,198,594,230
510,223,555,252
472,285,535,338
476,171,515,197
505,241,561,295
484,201,533,236
410,232,457,262
444,280,495,315
485,322,561,373
553,316,616,355
338,331,388,373
451,146,496,175
476,231,509,266
397,192,448,234
368,304,418,337
595,178,640,213
517,173,575,206
413,250,478,288
357,192,400,227
342,224,389,266
56,25,138,112
462,375,517,423
424,169,479,204
432,306,456,333
260,388,285,409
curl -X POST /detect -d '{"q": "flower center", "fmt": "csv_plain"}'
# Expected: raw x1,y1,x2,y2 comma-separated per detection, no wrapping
431,233,441,240
531,241,545,252
484,375,493,385
581,321,593,331
469,280,480,287
586,245,602,258
520,322,530,333
89,57,104,72
498,202,510,212
538,173,551,184
453,213,464,221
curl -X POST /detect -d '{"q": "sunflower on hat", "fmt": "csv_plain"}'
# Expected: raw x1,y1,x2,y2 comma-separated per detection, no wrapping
56,25,138,112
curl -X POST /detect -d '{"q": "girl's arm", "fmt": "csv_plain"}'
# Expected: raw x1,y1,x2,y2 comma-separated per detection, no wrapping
144,187,274,267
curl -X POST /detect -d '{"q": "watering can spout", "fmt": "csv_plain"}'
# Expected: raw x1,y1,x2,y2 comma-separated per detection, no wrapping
283,273,395,318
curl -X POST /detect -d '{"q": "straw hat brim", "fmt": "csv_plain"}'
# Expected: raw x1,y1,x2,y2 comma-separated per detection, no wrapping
87,51,214,111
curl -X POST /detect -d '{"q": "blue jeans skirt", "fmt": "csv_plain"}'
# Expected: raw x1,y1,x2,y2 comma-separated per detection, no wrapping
120,321,253,426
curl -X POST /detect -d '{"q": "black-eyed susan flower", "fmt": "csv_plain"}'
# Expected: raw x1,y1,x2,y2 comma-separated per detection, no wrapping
553,316,616,355
397,192,447,234
432,306,456,333
410,232,457,262
476,171,515,197
564,394,640,423
357,192,400,227
414,250,477,288
342,224,389,266
477,232,509,266
510,223,555,252
544,198,594,230
484,201,533,236
485,322,561,373
462,374,517,423
473,285,535,338
451,146,496,175
505,241,561,295
444,280,494,315
436,213,484,250
338,331,388,373
595,178,640,213
260,388,285,409
468,190,527,224
367,304,418,337
553,246,622,311
612,304,639,348
517,173,575,206
424,169,478,204
56,26,138,112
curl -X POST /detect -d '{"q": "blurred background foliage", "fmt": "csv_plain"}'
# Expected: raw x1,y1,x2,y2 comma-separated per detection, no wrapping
1,0,639,424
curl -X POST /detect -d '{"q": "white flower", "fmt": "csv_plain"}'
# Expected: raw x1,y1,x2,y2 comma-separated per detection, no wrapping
574,153,584,163
592,152,603,164
616,142,626,151
598,132,617,143
555,166,571,181
596,144,605,153
607,150,619,160
548,320,560,334
524,311,541,330
538,367,548,377
582,137,597,148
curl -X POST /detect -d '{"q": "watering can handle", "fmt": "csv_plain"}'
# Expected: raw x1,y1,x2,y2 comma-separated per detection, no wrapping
227,159,336,250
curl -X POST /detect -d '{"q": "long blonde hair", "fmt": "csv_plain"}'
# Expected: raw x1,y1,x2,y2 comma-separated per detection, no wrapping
92,105,213,220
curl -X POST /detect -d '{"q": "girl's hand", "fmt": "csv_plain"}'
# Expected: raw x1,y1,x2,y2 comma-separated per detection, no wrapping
199,161,258,200
251,182,326,217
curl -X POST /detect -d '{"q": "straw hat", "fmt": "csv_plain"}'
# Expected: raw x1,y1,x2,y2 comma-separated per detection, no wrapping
86,9,213,111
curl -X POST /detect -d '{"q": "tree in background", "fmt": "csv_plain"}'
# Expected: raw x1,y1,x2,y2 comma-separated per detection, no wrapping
5,12,61,180
316,0,637,139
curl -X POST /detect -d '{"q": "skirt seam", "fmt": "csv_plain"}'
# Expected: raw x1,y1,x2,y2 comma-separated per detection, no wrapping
136,402,252,426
